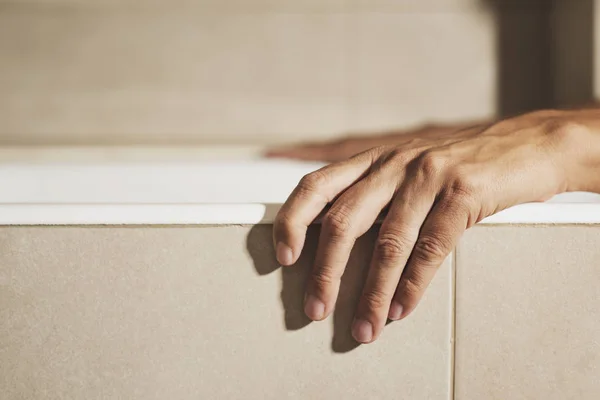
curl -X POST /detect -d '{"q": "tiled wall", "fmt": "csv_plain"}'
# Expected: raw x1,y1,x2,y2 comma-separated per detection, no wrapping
0,0,595,145
455,226,600,399
0,0,498,144
2,224,600,398
0,226,454,399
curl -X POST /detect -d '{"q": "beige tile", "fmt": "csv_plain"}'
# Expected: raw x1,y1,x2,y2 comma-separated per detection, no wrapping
0,2,498,145
2,0,573,145
0,11,349,143
0,225,452,400
345,10,496,133
455,226,600,400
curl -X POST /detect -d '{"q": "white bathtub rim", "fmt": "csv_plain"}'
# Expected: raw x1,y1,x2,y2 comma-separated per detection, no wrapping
0,147,599,225
0,202,599,225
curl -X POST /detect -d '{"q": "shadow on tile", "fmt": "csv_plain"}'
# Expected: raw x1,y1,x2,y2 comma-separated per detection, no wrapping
246,224,378,353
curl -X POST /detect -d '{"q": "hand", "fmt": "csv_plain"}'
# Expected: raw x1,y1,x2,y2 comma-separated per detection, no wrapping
273,109,600,344
265,123,480,162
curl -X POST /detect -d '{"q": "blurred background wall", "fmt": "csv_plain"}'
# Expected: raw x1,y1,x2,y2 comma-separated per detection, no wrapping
0,0,595,145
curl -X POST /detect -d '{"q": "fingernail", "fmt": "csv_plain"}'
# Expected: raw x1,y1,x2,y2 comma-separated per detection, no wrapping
304,294,325,320
388,301,404,321
276,242,294,265
351,319,373,343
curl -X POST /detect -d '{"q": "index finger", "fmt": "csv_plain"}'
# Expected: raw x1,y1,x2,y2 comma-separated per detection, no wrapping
273,149,377,265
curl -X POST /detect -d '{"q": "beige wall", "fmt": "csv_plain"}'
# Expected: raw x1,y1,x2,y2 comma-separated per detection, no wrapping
455,226,600,399
0,1,596,145
0,0,497,145
0,225,453,399
2,224,600,398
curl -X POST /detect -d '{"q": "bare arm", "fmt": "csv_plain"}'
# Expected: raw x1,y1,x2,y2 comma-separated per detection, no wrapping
267,101,600,163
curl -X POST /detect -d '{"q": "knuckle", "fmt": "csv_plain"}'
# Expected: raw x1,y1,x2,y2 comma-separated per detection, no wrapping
448,172,477,199
323,208,353,237
375,232,410,264
298,170,329,194
386,148,410,163
416,151,445,177
400,276,425,298
362,288,390,310
384,147,421,166
370,145,391,157
413,234,451,262
311,267,338,290
361,146,388,167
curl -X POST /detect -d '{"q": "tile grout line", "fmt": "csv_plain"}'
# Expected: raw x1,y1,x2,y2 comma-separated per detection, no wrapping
450,248,458,400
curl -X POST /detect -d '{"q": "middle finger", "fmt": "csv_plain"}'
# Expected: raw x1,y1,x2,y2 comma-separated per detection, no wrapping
352,171,439,343
304,168,398,321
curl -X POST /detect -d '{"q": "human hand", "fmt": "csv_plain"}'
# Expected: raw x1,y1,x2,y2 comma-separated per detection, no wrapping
265,123,480,162
273,109,600,344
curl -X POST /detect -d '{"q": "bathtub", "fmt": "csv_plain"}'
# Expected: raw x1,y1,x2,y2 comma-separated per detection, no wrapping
1,147,599,400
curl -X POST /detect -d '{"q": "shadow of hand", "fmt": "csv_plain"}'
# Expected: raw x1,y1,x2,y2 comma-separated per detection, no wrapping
246,224,378,353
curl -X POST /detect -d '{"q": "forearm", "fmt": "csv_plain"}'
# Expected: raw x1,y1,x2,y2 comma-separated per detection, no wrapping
549,108,600,194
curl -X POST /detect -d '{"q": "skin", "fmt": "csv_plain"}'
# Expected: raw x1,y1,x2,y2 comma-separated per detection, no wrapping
266,102,600,163
272,109,600,344
266,123,480,163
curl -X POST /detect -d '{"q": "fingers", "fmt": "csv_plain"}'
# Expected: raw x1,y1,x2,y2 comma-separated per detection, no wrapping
266,138,390,162
276,141,475,344
265,138,364,162
304,168,398,321
266,143,336,162
390,193,470,321
273,149,378,266
351,177,438,343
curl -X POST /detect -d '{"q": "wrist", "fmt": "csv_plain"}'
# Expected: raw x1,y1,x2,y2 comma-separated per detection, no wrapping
549,110,600,194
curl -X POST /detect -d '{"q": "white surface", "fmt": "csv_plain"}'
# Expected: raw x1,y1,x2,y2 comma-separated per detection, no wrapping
0,147,598,225
0,161,322,204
